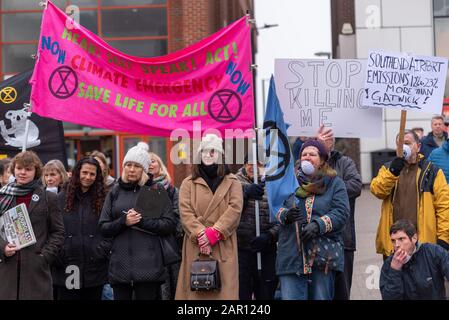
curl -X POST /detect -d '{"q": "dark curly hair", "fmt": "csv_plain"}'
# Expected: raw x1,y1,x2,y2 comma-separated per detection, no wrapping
64,157,106,215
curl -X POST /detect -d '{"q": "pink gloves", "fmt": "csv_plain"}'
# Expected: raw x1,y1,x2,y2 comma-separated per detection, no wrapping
197,227,222,255
205,227,222,246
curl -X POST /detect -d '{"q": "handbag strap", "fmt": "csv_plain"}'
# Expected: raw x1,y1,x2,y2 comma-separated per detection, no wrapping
305,195,314,223
303,195,315,275
197,252,214,261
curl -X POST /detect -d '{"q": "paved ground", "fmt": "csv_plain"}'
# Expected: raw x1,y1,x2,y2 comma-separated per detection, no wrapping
350,186,383,300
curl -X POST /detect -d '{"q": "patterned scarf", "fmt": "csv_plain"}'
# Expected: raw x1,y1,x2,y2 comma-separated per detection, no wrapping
153,174,171,190
0,179,40,215
295,166,336,198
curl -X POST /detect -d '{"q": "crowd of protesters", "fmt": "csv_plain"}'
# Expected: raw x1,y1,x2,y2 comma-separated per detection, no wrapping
1,115,449,301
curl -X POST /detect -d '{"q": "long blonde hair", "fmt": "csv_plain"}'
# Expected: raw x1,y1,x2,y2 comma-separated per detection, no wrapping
148,152,171,184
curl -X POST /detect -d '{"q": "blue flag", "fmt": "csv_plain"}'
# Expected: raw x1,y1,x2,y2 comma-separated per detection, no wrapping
264,75,299,221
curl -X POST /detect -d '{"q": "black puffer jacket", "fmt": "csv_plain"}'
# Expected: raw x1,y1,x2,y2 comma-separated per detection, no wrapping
328,151,362,251
98,178,176,285
235,168,279,251
52,190,111,288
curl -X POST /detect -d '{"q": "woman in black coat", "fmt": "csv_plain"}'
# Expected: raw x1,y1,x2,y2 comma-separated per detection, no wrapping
0,151,64,300
99,142,176,300
52,157,109,300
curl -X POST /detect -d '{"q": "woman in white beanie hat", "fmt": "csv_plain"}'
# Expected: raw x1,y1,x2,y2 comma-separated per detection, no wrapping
121,142,151,186
99,141,177,300
175,134,243,300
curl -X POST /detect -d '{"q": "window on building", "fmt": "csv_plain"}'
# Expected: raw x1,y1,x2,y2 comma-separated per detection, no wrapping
1,0,67,10
0,0,168,78
2,44,37,74
2,12,42,42
102,0,167,7
147,137,167,163
101,7,167,37
434,0,449,16
70,0,98,7
107,39,167,57
79,10,99,34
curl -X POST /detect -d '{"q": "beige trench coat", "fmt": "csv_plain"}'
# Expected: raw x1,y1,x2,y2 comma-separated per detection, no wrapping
175,174,243,300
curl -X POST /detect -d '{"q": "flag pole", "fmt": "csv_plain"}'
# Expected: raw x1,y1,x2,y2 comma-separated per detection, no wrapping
246,10,263,273
22,103,32,152
251,135,262,273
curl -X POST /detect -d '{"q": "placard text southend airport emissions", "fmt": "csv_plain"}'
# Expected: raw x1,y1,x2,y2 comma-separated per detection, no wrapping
368,52,445,72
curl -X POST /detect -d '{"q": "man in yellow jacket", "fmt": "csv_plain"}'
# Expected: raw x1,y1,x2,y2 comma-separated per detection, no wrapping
371,129,449,258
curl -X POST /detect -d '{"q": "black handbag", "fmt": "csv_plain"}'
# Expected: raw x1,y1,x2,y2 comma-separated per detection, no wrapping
302,195,344,274
190,255,221,291
159,234,181,266
131,185,181,266
132,226,181,266
304,236,343,274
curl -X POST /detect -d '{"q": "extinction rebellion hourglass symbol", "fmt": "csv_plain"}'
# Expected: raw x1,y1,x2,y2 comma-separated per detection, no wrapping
208,89,242,123
48,66,78,99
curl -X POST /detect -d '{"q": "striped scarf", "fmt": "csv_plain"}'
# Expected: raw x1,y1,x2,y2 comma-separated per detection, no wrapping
0,180,39,215
295,166,336,198
153,174,171,190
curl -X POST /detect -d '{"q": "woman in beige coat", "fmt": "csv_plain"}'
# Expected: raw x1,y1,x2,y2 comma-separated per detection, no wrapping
175,134,243,300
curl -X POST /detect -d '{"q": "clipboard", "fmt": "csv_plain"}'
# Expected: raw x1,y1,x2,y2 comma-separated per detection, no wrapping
134,186,171,219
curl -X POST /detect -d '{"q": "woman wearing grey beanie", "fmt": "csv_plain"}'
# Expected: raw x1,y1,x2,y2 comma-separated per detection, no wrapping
99,142,177,300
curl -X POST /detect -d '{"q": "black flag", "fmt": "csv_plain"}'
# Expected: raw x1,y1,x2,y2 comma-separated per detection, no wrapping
0,70,67,167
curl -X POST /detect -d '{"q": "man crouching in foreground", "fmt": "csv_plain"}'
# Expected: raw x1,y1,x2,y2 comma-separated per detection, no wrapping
380,219,449,300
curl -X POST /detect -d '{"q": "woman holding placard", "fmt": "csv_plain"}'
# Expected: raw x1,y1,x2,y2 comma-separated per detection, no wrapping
99,142,177,300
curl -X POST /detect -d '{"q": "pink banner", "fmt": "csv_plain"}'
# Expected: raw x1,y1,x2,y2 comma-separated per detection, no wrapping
30,1,254,138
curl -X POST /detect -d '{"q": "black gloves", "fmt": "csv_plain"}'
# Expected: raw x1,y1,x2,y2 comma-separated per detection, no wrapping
284,207,307,225
437,239,449,251
300,221,320,242
389,157,406,176
250,232,273,252
244,183,265,200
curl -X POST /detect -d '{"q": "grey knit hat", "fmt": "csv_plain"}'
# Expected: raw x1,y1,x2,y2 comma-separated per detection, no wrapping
123,142,150,173
198,134,223,154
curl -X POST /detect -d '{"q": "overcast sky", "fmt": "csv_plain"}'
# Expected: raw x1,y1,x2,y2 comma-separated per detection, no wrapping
254,0,332,126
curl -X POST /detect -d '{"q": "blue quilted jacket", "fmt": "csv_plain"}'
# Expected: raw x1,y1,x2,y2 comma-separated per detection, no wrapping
429,139,449,184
